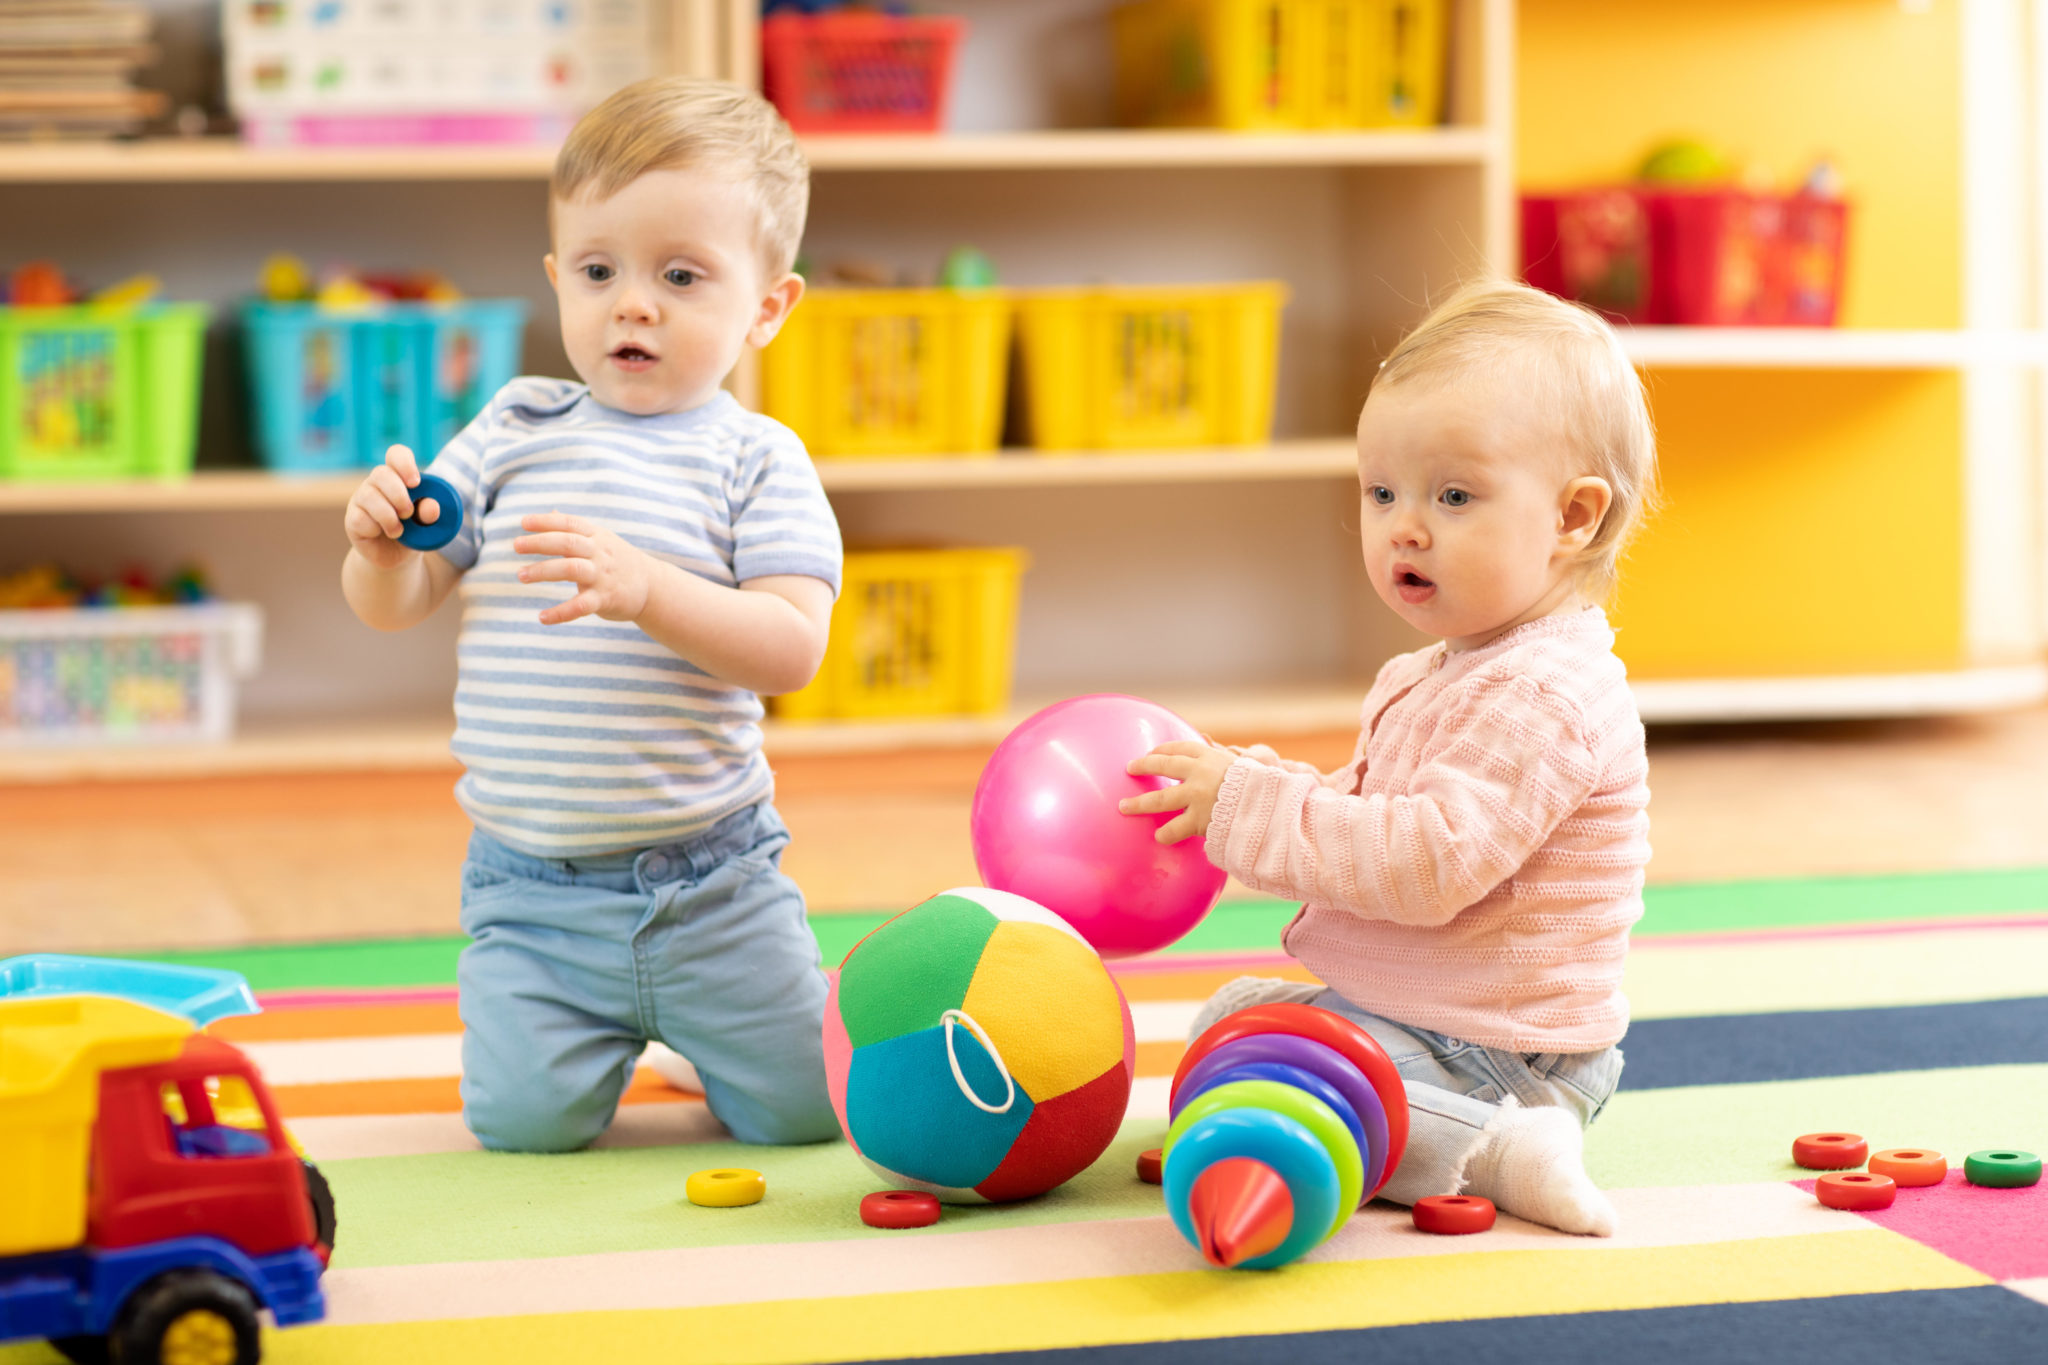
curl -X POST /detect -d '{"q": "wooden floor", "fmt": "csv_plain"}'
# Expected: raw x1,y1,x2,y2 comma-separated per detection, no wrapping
5,704,2048,955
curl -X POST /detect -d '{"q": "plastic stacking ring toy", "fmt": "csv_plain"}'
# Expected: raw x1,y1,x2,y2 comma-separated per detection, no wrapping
860,1190,943,1229
1793,1132,1868,1170
686,1168,765,1208
1869,1149,1948,1187
1175,1004,1408,1190
1815,1172,1895,1211
1963,1150,2042,1189
397,473,463,551
1168,1080,1364,1225
1412,1195,1496,1235
1136,1148,1164,1185
1163,1107,1343,1270
1172,1033,1391,1201
1175,1061,1374,1190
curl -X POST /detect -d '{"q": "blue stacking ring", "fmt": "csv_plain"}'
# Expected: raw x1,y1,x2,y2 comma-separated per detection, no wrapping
1173,1034,1391,1203
397,473,463,551
1163,1107,1343,1270
1178,1060,1375,1191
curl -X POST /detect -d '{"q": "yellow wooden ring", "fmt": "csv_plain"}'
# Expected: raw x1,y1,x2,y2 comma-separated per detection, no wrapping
687,1167,766,1207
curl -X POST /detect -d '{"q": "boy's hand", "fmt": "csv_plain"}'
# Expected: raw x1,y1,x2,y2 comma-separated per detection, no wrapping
1121,741,1236,845
513,512,657,625
344,445,443,571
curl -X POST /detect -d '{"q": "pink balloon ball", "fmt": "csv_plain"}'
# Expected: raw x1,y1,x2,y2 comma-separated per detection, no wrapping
970,694,1228,958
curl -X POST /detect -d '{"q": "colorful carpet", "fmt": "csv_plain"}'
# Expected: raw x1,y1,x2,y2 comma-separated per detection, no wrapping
8,866,2048,1363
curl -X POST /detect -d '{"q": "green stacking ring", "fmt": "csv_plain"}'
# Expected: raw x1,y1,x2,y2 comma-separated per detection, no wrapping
1165,1079,1364,1238
1963,1149,2042,1188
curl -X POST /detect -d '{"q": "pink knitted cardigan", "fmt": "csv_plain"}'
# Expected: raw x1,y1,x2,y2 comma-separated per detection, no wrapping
1205,607,1650,1053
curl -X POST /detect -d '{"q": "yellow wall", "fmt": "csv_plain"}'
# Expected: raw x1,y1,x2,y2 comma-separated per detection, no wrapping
1520,0,1962,328
1609,370,1964,677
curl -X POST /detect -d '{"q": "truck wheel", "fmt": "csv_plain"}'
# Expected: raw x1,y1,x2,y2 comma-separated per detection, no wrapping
109,1270,261,1365
303,1158,338,1252
49,1337,110,1365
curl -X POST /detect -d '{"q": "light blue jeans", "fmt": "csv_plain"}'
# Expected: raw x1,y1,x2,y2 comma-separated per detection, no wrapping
1307,988,1625,1206
455,801,838,1153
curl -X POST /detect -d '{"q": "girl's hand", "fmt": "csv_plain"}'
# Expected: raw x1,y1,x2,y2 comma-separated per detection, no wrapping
1121,741,1236,845
513,512,657,625
344,445,439,571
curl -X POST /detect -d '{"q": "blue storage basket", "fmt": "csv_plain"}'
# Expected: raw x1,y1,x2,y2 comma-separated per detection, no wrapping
242,299,527,472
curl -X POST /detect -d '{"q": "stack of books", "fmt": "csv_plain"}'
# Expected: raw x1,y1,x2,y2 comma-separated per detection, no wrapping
0,0,163,139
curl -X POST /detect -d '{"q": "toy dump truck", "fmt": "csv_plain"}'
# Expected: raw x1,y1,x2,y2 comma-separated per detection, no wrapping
0,956,331,1365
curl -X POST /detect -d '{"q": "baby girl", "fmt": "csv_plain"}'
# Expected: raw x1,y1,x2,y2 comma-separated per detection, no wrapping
1123,279,1656,1236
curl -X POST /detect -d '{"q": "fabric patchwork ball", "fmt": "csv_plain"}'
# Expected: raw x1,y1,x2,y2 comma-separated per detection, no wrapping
823,886,1136,1203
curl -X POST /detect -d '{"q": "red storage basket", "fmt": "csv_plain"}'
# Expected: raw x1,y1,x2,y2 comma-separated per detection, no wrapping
761,11,966,134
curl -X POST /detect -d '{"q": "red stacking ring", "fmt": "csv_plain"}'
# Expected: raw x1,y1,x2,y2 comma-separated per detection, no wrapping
1173,1003,1409,1195
1136,1148,1164,1185
1793,1133,1868,1170
860,1190,942,1229
1412,1195,1496,1235
1869,1149,1947,1187
1815,1172,1895,1211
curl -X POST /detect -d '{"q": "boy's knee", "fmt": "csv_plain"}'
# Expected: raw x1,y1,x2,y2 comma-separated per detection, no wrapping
710,1076,840,1146
463,1089,611,1154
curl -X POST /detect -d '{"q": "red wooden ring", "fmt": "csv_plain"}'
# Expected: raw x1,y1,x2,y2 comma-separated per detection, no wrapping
1815,1172,1896,1211
1412,1195,1496,1235
1793,1132,1868,1170
860,1190,942,1229
1869,1149,1947,1187
1136,1147,1164,1185
1173,1003,1408,1195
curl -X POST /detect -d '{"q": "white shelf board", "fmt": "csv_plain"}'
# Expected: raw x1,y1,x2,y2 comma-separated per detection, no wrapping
1619,327,2048,370
0,443,1358,514
0,127,1496,184
1631,663,2048,723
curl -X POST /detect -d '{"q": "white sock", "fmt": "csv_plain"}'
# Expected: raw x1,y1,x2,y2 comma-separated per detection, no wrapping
1186,976,1328,1043
640,1042,703,1093
1459,1102,1618,1237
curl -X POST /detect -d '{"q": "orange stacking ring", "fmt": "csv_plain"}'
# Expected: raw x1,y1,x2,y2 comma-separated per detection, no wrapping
1869,1149,1947,1187
1412,1195,1496,1235
1136,1148,1164,1185
1793,1132,1868,1170
1173,1003,1408,1195
1816,1172,1895,1211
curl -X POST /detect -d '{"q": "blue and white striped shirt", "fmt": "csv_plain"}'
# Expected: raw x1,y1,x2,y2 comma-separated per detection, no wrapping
425,378,842,857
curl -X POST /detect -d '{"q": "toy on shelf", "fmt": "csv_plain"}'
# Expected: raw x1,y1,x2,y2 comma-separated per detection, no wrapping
859,1190,942,1229
1963,1150,2041,1189
971,694,1229,958
1815,1172,1896,1211
762,6,966,134
1869,1149,1947,1187
823,886,1135,1204
1792,1132,1868,1170
0,954,331,1364
0,563,214,612
1161,1003,1408,1269
686,1168,766,1208
1412,1195,1494,1235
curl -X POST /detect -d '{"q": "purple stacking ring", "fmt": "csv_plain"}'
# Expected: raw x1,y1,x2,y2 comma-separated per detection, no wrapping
1177,1059,1373,1178
1171,1034,1390,1202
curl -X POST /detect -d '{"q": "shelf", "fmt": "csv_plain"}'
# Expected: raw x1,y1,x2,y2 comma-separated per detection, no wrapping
1631,663,2048,723
0,127,1497,184
1619,327,2048,370
0,443,1358,514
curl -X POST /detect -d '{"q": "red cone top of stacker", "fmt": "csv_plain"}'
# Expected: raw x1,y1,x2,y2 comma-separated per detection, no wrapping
1187,1157,1294,1268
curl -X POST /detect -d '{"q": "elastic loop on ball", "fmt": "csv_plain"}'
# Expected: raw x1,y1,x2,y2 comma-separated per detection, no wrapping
942,1008,1017,1115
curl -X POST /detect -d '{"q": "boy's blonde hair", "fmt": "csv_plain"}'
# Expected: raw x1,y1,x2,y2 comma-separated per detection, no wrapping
552,77,809,277
1375,279,1658,594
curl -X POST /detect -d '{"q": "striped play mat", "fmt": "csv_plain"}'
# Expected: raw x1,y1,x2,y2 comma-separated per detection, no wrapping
7,868,2047,1363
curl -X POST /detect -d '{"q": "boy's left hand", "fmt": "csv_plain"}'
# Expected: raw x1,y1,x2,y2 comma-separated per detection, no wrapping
1122,741,1235,845
513,512,657,625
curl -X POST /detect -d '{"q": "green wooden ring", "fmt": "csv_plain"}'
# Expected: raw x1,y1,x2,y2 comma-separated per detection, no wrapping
1165,1079,1363,1236
1963,1149,2041,1188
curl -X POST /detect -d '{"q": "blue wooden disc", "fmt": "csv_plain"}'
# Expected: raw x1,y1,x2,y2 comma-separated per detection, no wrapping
398,473,462,551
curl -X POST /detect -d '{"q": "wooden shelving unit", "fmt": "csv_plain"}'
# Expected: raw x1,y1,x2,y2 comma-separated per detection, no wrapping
1619,326,2048,370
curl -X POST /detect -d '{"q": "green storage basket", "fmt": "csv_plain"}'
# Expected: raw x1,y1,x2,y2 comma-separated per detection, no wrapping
0,304,208,482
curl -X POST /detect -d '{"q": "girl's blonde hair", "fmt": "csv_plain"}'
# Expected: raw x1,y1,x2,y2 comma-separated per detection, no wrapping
552,77,809,276
1375,279,1659,594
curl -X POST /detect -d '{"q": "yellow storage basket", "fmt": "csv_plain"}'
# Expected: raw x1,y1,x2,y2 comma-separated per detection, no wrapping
775,547,1029,721
1014,282,1287,449
761,288,1012,457
1110,0,1447,130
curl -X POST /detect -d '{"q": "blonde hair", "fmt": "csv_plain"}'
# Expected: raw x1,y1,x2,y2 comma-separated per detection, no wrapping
552,78,809,276
1375,279,1658,594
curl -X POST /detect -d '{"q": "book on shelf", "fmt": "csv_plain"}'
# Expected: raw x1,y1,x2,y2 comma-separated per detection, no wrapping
0,0,159,138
